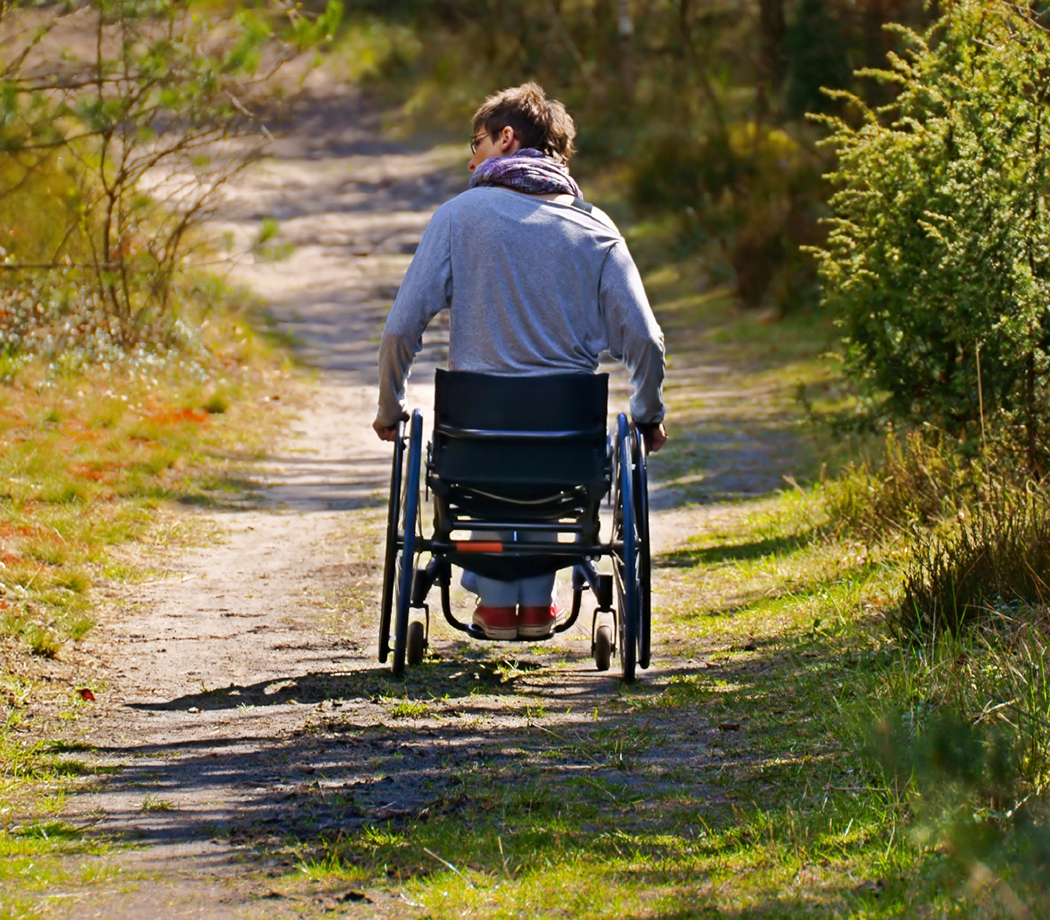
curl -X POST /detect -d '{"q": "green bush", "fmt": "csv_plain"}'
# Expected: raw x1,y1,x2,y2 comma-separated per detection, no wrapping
629,122,826,311
874,707,1050,896
814,0,1050,472
870,617,1050,903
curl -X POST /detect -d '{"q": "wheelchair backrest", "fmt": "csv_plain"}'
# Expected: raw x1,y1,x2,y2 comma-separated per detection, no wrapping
430,369,609,493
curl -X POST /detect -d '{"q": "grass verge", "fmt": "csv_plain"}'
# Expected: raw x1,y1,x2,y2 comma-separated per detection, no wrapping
0,319,296,903
276,492,1048,918
0,352,290,658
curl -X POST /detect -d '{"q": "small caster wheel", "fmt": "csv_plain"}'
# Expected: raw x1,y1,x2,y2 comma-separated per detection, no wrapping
406,619,426,666
594,624,612,672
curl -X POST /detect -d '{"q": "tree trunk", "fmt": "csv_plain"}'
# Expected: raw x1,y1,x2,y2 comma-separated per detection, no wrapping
1026,350,1042,477
757,0,786,90
618,0,635,95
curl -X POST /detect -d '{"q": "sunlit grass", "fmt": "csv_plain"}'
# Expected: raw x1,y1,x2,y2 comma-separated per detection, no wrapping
291,460,1050,917
0,358,289,657
0,819,119,919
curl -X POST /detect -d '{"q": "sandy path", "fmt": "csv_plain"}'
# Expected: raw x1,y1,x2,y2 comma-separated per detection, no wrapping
51,86,464,918
36,84,807,918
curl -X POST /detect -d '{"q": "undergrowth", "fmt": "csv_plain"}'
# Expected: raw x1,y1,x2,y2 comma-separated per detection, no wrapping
819,430,969,543
899,484,1050,637
803,425,1050,914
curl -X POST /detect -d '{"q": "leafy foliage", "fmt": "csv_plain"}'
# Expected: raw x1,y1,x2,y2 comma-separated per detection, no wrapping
0,0,341,356
814,1,1050,470
631,121,827,310
874,707,1050,894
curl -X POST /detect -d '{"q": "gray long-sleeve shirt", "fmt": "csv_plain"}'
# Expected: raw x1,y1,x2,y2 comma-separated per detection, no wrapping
376,186,665,426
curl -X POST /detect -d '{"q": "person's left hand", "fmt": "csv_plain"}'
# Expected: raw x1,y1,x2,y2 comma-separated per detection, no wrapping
643,422,668,453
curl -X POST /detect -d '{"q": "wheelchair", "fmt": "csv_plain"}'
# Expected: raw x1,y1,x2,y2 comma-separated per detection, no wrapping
378,369,651,682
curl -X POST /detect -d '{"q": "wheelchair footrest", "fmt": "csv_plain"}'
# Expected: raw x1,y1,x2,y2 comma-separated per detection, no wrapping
464,624,557,642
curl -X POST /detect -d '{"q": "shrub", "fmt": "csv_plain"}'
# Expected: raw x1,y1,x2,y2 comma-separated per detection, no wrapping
870,619,1050,903
897,482,1050,637
0,0,341,356
630,122,826,311
874,707,1050,898
814,1,1050,473
820,429,968,543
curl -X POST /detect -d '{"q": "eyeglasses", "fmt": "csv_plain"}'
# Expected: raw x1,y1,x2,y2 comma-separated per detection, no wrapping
470,131,491,155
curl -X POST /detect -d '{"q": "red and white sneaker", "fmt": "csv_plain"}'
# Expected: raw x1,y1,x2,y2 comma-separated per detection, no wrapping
518,605,558,639
472,604,517,640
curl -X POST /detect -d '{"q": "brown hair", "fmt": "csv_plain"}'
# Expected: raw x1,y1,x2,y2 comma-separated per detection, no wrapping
471,82,576,164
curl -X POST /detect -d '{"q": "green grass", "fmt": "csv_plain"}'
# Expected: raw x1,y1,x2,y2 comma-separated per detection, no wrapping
0,356,289,658
0,312,295,898
0,822,120,920
291,468,1050,918
0,731,118,913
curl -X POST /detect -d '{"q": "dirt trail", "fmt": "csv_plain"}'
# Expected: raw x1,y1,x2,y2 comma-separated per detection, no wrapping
39,84,804,918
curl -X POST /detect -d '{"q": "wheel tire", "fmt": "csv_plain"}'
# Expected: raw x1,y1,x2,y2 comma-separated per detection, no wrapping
377,419,406,664
392,411,423,677
406,619,426,666
594,624,613,672
613,414,638,683
632,428,652,670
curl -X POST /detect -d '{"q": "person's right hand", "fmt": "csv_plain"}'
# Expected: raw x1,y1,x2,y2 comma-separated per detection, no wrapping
373,413,408,442
634,420,667,452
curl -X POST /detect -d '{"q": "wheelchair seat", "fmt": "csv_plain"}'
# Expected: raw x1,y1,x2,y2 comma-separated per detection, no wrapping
427,369,610,580
429,368,609,500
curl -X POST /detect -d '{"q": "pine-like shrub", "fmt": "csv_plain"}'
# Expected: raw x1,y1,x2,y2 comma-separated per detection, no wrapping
814,1,1050,473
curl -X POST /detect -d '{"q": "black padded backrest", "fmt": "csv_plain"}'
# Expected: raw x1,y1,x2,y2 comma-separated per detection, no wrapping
431,369,608,491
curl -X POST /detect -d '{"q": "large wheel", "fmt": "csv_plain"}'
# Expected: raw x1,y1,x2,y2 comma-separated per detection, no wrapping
612,414,639,682
391,411,424,676
632,428,652,669
378,418,406,664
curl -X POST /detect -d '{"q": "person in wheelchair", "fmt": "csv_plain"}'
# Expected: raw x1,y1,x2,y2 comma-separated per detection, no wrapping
373,82,666,641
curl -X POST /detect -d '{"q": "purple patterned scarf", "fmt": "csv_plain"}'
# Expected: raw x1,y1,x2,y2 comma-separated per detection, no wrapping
468,148,582,199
